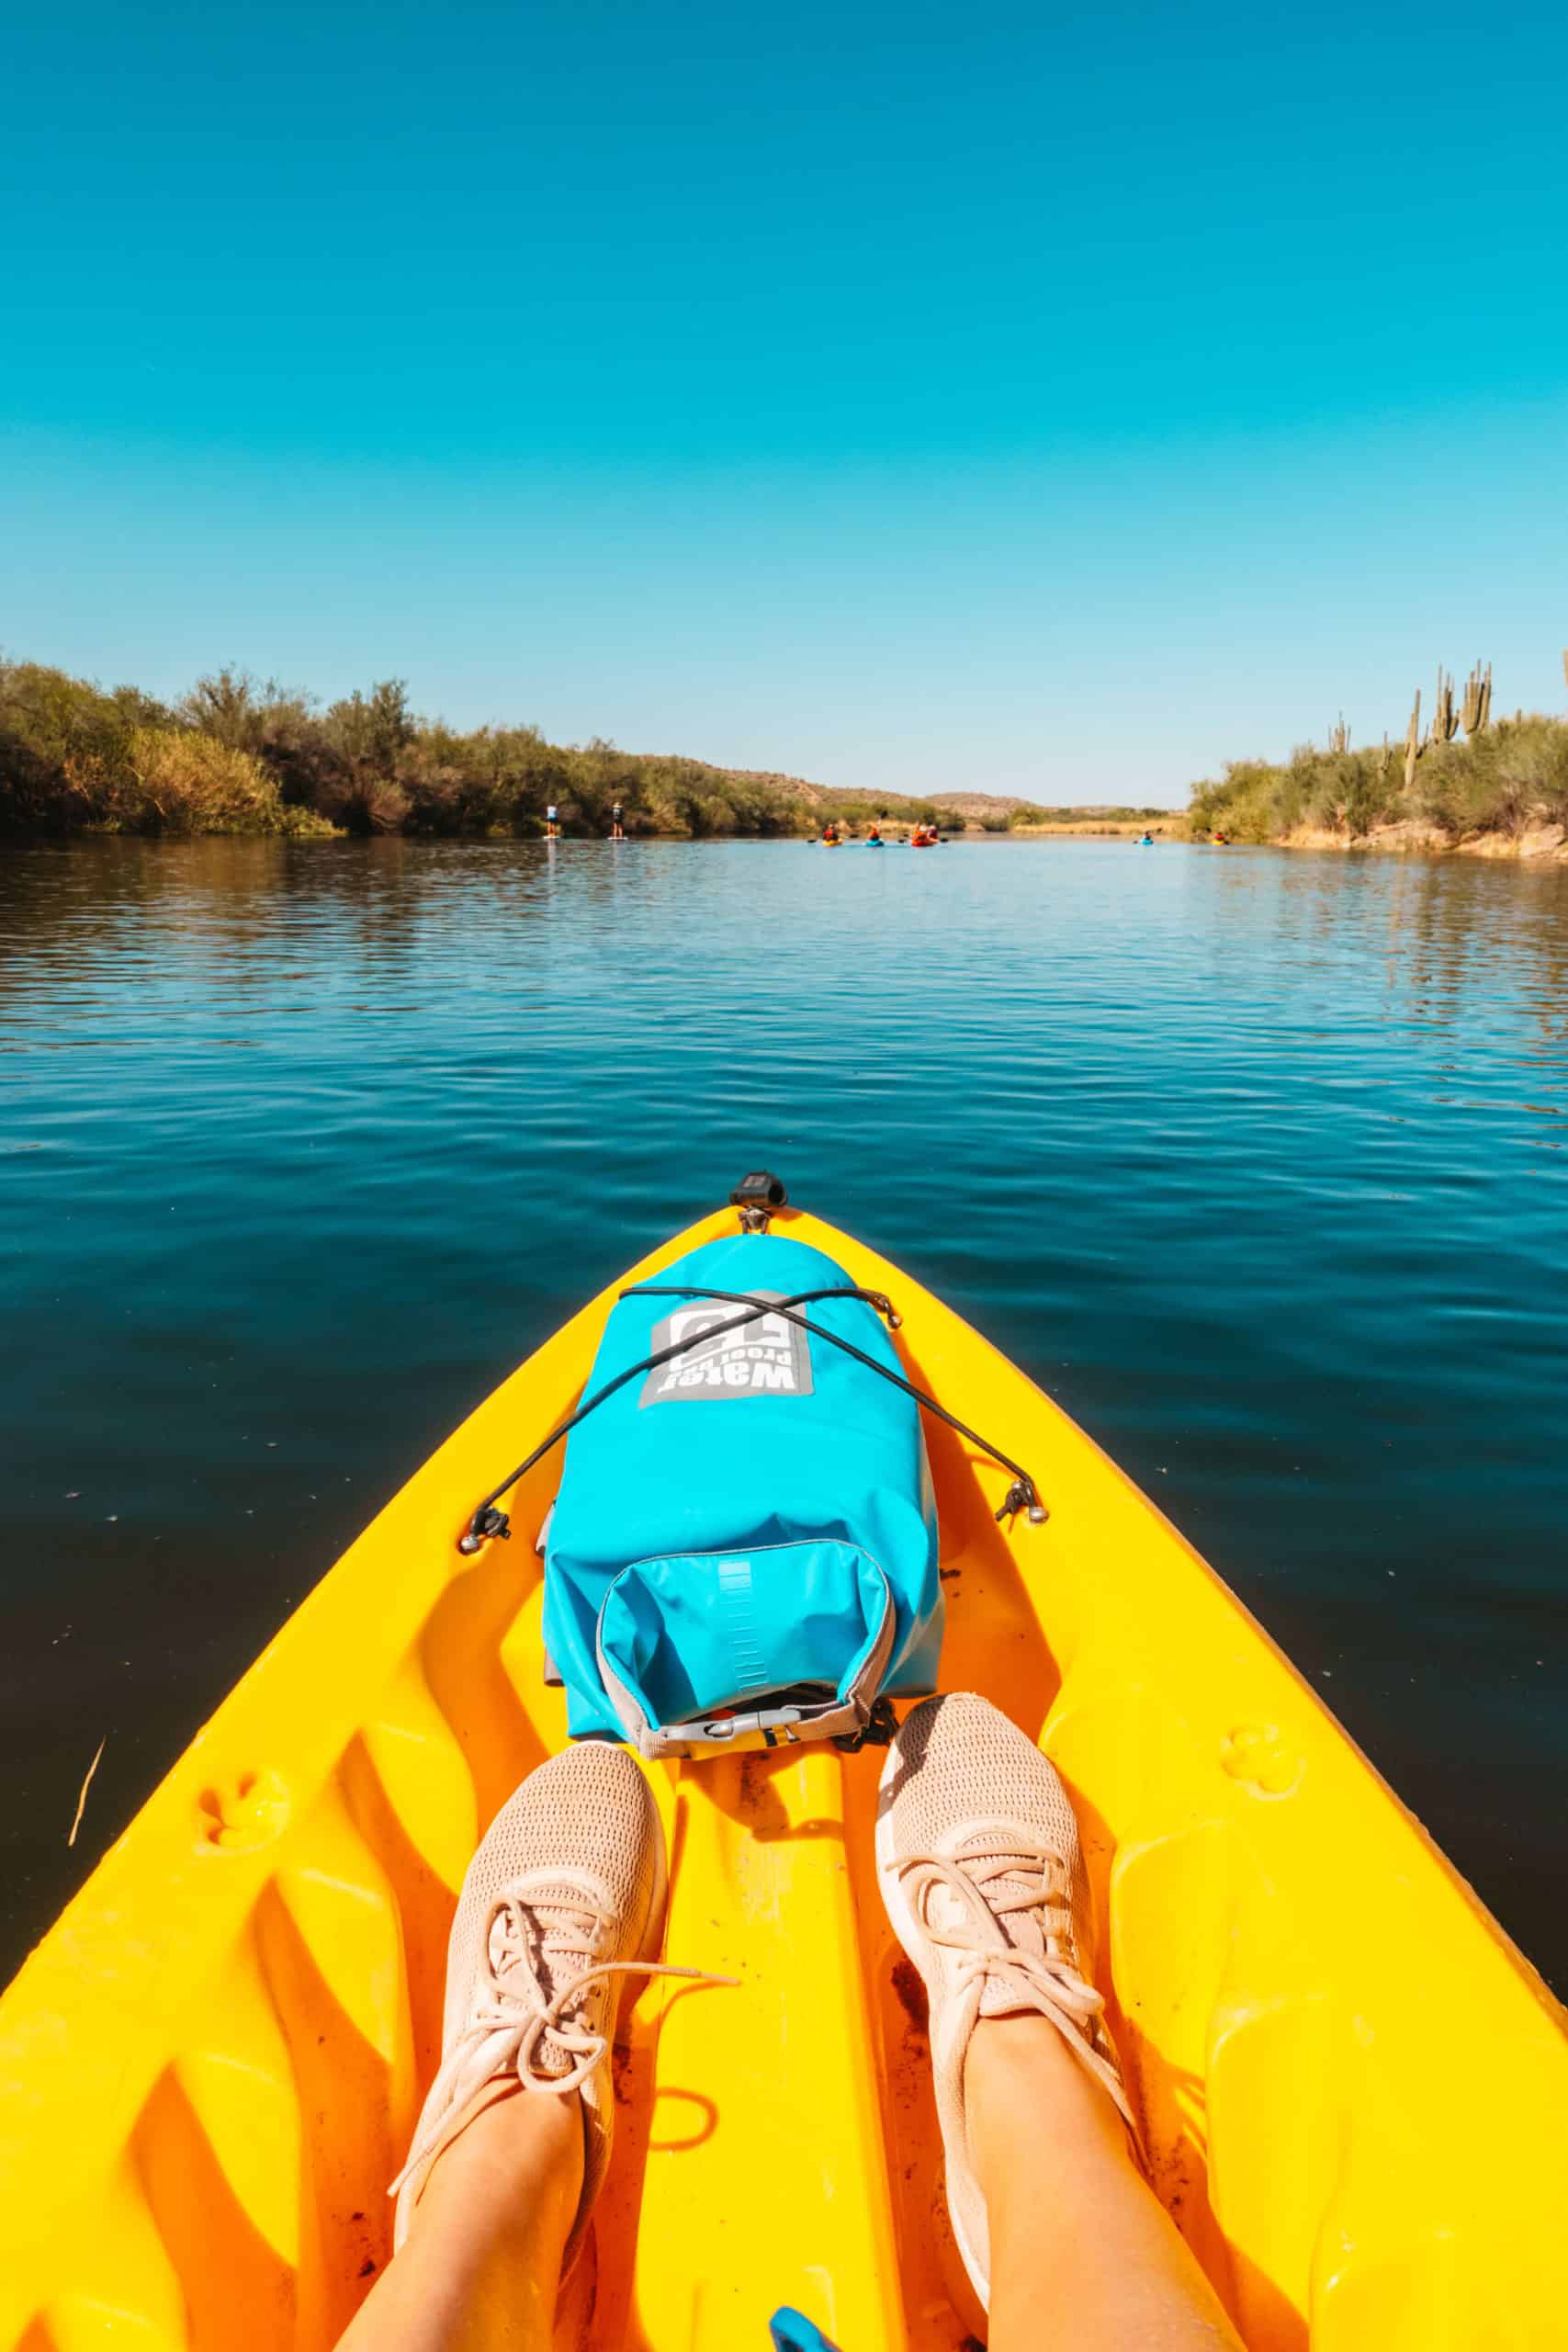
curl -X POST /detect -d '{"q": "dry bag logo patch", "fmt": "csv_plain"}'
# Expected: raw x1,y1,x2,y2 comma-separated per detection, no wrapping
640,1295,813,1404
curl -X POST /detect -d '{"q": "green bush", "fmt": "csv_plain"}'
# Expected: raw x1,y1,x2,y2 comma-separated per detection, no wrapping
1190,715,1568,844
1418,717,1568,836
86,728,340,836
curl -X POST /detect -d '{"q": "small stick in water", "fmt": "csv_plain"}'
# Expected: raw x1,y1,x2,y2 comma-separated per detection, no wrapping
68,1737,107,1849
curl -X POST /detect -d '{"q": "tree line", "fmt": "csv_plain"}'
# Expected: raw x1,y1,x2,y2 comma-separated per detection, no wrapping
0,660,968,840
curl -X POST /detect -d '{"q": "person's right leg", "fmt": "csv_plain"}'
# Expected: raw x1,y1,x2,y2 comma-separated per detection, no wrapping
969,2012,1238,2351
877,1692,1243,2351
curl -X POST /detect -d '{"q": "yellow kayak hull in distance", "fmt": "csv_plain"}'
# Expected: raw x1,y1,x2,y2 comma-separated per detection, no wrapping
4,1204,1565,2350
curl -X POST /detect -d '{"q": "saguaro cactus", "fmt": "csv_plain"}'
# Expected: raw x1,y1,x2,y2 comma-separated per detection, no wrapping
1327,714,1351,754
1428,667,1459,747
1461,662,1492,735
1404,690,1422,790
1377,732,1392,776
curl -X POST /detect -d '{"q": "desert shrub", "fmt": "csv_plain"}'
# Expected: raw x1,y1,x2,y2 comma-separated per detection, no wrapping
1415,719,1568,837
1337,752,1403,838
1189,759,1286,841
49,726,333,835
125,729,336,833
1419,740,1502,837
0,661,148,830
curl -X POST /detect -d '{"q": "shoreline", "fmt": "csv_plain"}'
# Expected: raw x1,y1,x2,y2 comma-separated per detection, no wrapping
1189,709,1568,865
1273,820,1568,865
14,816,1568,860
1003,817,1184,838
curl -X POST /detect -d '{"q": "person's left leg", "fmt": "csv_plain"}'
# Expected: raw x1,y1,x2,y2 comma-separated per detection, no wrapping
336,2084,581,2352
334,1741,726,2352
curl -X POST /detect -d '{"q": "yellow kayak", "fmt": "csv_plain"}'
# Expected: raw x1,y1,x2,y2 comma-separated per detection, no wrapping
4,1197,1565,2350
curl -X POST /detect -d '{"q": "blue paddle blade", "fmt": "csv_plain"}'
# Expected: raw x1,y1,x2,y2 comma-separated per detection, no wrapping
768,2308,843,2352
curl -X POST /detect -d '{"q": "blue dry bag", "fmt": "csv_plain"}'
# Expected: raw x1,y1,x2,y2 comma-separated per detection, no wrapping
541,1232,942,1756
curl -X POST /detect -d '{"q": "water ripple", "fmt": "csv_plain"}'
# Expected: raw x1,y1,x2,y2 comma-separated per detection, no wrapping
1,835,1565,1984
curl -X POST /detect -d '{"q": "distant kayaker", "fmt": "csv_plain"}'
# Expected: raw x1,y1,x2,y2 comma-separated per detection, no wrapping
546,803,560,840
610,803,625,841
358,1697,1243,2352
866,824,884,845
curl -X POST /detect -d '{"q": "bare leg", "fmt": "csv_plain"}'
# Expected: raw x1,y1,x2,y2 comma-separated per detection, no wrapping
877,1697,1247,2346
337,2083,581,2352
337,1742,714,2352
968,2015,1242,2352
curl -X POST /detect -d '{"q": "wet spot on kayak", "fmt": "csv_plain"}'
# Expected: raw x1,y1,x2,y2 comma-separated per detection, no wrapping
611,2041,635,2106
723,1750,794,1838
891,1956,929,2049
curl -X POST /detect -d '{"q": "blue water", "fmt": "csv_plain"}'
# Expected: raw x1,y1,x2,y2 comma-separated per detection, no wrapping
2,836,1564,1987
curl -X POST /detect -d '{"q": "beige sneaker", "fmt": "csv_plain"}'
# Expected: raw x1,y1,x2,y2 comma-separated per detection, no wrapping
875,1692,1138,2309
390,1741,725,2275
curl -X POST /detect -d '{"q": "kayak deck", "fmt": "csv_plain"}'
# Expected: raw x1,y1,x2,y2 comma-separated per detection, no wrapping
3,1207,1565,2349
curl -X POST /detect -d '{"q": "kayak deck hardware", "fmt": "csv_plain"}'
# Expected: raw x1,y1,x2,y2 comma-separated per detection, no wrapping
730,1169,788,1230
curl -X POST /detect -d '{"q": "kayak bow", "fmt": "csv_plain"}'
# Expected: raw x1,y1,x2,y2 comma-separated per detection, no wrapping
2,1193,1564,2350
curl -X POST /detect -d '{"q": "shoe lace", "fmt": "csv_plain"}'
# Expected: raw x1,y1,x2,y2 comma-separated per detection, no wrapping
895,1835,1137,2137
895,1834,1101,2023
389,1889,732,2203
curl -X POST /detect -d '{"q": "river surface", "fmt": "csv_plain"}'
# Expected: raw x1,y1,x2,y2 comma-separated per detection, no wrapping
3,836,1565,1989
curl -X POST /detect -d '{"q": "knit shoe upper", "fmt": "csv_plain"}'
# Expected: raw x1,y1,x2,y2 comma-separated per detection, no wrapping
874,1692,1137,2310
391,1740,718,2277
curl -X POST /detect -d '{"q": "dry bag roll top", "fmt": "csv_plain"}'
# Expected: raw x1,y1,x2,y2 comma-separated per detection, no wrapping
541,1232,942,1756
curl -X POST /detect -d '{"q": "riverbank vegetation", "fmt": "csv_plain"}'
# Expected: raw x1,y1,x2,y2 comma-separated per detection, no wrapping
0,659,1066,841
1190,662,1568,851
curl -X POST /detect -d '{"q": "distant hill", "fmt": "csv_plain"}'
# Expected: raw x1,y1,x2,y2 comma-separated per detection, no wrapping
641,758,998,824
654,760,1168,828
653,760,869,808
929,790,1042,820
931,791,1172,822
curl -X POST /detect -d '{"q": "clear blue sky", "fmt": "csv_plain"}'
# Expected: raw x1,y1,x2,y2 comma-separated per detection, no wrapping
5,0,1567,803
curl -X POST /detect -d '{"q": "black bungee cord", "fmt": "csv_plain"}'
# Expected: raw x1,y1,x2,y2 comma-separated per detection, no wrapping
457,1284,1047,1554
